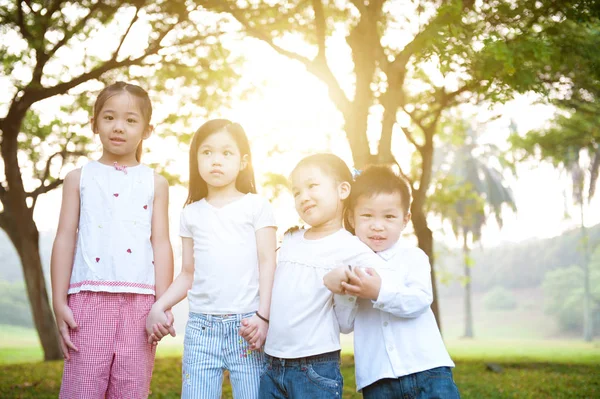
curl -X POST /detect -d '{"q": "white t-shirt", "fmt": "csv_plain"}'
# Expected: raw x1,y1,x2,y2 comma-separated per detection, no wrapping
265,228,391,359
180,193,276,314
350,240,455,391
69,161,156,295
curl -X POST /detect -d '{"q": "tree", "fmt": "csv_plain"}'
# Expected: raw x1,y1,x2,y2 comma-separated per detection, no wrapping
0,1,238,360
509,12,600,340
542,245,600,335
431,121,516,337
202,0,597,327
512,107,600,341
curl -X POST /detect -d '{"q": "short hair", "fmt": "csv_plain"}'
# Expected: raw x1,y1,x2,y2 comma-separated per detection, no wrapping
347,165,411,214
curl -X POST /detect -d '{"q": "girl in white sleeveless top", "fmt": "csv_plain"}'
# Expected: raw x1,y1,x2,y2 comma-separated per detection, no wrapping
50,82,174,399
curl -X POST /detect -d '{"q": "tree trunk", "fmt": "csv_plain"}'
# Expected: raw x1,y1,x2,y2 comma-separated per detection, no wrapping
1,112,62,360
411,202,441,331
581,204,593,342
6,222,63,360
463,233,474,338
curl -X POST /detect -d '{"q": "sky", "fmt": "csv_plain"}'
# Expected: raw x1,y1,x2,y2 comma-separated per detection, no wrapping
2,3,600,252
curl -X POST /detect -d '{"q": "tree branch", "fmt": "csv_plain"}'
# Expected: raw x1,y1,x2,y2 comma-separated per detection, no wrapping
311,0,327,60
223,3,352,116
16,0,34,43
401,125,423,150
48,1,105,59
111,5,142,62
23,22,178,105
29,179,64,200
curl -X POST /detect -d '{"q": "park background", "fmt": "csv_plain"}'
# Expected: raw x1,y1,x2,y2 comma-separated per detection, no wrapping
0,1,599,397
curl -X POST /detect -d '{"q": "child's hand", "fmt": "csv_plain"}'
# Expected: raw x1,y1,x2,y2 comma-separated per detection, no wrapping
323,266,349,294
146,306,176,344
239,314,268,350
341,267,381,301
53,302,79,360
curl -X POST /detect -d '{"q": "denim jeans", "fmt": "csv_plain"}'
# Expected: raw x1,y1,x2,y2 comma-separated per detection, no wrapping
182,312,264,399
362,367,460,399
258,350,343,398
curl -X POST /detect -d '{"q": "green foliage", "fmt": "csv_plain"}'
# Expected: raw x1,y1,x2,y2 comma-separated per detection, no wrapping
542,245,600,332
483,286,518,311
0,282,33,328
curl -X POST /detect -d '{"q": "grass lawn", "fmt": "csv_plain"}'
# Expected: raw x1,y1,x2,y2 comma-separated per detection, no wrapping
1,355,599,398
2,325,599,398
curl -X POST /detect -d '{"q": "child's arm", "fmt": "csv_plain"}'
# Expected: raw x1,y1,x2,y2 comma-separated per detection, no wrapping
239,226,277,350
50,169,81,360
146,236,194,342
324,266,359,333
151,174,174,325
344,249,433,318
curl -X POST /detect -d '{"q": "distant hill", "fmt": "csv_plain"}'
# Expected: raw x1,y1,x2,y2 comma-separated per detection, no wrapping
436,223,600,295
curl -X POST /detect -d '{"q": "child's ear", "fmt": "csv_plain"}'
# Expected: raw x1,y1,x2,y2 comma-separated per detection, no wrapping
403,212,412,227
90,118,97,134
240,154,249,170
143,124,154,140
338,181,351,200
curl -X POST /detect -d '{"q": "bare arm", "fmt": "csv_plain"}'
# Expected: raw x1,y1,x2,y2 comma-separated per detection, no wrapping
239,226,277,350
256,226,277,319
155,237,194,310
50,169,80,359
151,173,174,300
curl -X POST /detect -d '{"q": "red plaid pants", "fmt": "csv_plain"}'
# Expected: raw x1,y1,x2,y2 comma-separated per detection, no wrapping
59,291,156,399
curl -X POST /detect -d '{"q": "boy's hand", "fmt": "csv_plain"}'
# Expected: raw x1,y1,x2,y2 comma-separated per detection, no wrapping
146,306,176,344
341,267,381,301
323,266,349,294
53,302,78,360
239,314,268,350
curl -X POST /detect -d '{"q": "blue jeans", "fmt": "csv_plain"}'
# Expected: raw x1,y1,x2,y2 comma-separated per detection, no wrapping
258,350,343,398
182,312,264,399
362,367,460,399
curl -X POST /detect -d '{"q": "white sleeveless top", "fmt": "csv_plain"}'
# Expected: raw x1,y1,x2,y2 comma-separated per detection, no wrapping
68,161,156,295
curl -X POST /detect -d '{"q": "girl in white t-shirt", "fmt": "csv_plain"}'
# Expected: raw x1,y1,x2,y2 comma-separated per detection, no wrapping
258,153,389,399
147,119,277,399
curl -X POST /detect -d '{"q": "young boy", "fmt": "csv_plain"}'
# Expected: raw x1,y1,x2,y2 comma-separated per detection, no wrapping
324,165,460,398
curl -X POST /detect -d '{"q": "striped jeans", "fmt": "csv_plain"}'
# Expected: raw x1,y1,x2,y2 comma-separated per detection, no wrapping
182,312,265,399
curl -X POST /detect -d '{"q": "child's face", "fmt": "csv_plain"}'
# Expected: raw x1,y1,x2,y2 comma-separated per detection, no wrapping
349,192,410,252
197,129,247,189
93,93,151,158
291,165,349,228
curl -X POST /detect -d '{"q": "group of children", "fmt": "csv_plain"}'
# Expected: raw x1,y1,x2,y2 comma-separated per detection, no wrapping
51,81,460,398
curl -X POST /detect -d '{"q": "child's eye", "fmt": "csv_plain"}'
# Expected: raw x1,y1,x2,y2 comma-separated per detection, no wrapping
385,215,397,219
127,118,138,123
361,214,372,218
202,150,211,155
104,115,113,120
224,151,232,156
309,183,319,189
293,191,300,198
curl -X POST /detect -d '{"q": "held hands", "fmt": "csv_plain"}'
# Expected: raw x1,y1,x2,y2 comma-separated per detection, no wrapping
342,267,382,301
238,314,268,351
54,302,78,360
146,306,176,345
323,266,349,294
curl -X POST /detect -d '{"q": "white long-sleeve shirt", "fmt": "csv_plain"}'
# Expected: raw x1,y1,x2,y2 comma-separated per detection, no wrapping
265,228,390,359
345,240,455,391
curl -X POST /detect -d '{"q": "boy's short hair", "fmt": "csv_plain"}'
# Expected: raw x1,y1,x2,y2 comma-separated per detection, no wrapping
347,165,412,215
